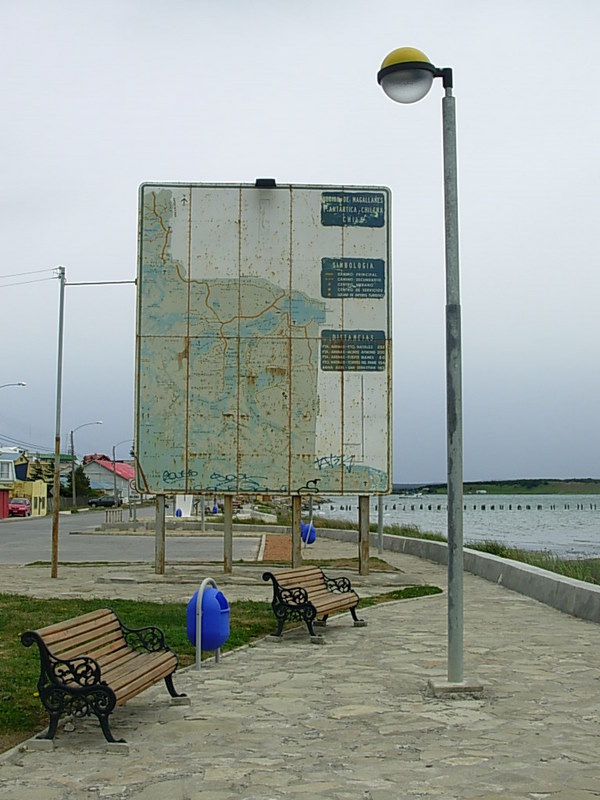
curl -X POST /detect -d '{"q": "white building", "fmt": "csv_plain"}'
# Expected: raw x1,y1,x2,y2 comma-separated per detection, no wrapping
81,454,136,502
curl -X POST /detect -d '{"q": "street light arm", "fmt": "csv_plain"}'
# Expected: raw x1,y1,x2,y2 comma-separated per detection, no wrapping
441,68,453,89
72,420,103,435
112,439,133,506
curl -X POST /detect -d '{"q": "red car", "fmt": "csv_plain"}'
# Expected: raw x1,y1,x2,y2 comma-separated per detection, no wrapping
8,497,32,517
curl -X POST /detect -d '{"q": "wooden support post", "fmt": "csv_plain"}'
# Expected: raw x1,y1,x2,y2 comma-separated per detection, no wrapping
224,495,233,573
358,494,370,575
291,495,302,567
155,495,166,575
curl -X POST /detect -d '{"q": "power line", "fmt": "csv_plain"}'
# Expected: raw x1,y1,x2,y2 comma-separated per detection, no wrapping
0,432,55,452
0,267,56,279
0,276,56,288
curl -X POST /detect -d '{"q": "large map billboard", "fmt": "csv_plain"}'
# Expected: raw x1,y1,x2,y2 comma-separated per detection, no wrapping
135,183,391,496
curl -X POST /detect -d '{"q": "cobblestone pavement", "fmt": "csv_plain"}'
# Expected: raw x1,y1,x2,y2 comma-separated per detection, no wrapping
1,533,600,799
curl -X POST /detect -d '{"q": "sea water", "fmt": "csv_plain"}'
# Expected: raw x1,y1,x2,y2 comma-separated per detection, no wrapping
314,494,600,559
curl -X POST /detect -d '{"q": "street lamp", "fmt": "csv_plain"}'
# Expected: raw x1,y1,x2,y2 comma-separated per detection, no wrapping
70,421,102,507
0,382,26,390
378,48,472,691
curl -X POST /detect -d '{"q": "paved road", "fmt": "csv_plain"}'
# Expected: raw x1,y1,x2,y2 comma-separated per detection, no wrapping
0,510,261,564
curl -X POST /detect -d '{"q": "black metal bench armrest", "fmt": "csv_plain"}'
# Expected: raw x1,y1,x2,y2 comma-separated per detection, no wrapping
21,631,103,687
262,572,310,606
279,586,310,606
322,573,353,593
116,618,168,653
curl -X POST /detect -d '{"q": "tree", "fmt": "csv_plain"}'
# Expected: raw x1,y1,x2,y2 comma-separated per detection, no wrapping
63,465,92,499
29,459,54,484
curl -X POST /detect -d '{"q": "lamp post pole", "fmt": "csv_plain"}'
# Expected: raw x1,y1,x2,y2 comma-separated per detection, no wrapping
113,446,117,505
51,266,66,579
71,429,75,508
70,421,103,509
441,83,464,683
112,439,133,508
378,49,476,691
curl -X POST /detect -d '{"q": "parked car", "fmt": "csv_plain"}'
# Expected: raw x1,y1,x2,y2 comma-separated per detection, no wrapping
87,495,122,508
9,497,32,517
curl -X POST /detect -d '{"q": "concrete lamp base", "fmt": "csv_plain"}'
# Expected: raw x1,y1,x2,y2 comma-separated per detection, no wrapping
427,678,484,698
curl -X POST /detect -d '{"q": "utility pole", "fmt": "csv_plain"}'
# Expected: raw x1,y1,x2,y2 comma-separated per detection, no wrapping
51,266,66,579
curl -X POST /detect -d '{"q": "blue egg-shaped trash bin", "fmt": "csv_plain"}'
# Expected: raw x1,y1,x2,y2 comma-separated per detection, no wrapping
301,521,316,544
186,588,230,650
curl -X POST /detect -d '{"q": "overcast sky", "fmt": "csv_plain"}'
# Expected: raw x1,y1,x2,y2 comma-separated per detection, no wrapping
1,0,598,485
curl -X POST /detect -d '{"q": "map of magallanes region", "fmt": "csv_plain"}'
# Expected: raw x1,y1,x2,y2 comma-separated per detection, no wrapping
135,183,392,496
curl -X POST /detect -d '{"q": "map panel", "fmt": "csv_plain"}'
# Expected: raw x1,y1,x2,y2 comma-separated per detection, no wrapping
136,183,391,496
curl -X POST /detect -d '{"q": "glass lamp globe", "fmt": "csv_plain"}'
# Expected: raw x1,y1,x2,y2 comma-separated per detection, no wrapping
378,47,436,104
380,69,434,104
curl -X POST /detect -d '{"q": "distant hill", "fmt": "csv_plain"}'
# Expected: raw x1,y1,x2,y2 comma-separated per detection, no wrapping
393,478,600,495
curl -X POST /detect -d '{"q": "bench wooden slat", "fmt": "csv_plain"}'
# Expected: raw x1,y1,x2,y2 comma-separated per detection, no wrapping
113,656,178,705
50,627,125,660
40,615,120,646
81,639,131,664
100,649,172,684
272,566,323,577
40,610,117,638
96,643,138,668
273,567,323,581
106,651,174,690
313,596,357,614
35,608,114,638
97,648,144,677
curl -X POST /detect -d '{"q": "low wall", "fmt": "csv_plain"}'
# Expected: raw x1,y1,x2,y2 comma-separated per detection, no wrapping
318,527,600,625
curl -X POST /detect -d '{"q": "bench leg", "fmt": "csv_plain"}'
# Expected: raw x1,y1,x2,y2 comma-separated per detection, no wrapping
314,614,329,627
97,712,126,744
38,711,60,740
164,673,186,699
350,606,367,627
269,610,286,637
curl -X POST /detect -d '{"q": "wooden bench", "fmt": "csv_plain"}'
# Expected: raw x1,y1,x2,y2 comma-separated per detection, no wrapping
262,565,366,639
21,608,186,744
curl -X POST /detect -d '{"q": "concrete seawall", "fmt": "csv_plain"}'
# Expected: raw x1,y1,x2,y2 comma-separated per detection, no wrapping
319,527,600,624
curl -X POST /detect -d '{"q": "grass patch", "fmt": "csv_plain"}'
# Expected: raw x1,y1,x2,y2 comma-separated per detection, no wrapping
360,585,442,606
466,541,600,585
377,521,600,586
0,582,439,753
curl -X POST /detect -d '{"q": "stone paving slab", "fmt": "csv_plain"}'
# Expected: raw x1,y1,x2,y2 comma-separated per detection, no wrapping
1,536,600,798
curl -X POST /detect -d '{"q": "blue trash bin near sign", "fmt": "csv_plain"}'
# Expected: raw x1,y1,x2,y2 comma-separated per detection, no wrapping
301,521,316,544
187,588,230,651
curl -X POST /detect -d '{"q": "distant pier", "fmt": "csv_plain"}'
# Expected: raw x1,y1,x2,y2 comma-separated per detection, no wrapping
329,501,598,513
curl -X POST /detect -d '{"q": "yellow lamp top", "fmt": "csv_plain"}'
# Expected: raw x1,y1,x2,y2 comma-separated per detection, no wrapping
380,47,432,71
